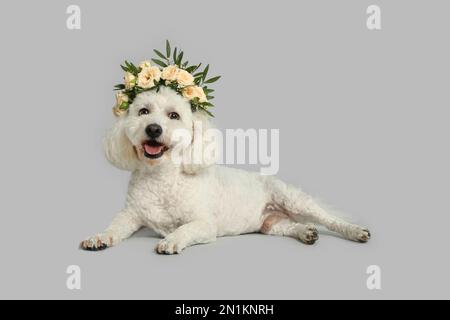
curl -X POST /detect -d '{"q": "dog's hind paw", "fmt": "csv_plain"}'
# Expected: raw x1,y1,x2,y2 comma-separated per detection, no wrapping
356,228,371,243
80,234,113,251
298,224,319,245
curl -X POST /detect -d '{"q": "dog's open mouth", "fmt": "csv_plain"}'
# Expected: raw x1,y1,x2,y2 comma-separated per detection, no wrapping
142,140,169,159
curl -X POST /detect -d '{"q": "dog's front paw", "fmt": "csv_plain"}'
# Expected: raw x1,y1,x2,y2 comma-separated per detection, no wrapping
155,237,185,255
80,234,113,251
298,224,319,245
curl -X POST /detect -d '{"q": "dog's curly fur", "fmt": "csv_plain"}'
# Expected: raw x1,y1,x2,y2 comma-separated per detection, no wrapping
80,87,370,254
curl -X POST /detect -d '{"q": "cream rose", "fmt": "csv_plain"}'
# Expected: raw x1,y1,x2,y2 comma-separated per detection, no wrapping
137,66,161,89
139,60,151,69
161,65,179,82
176,69,194,87
124,72,136,90
182,86,207,102
112,106,126,117
115,92,129,108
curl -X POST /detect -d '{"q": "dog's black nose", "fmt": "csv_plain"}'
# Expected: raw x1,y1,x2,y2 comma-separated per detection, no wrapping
145,123,162,138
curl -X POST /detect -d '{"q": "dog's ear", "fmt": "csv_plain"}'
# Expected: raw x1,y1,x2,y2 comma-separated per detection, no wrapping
181,111,219,175
103,118,139,171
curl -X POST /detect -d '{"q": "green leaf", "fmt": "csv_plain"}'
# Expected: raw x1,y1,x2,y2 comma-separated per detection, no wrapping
193,72,204,77
182,61,189,68
121,65,129,72
200,107,214,117
124,61,140,75
173,47,177,64
185,65,197,73
151,59,168,67
131,64,140,75
127,89,136,100
125,61,135,73
166,40,171,57
204,76,221,84
193,63,202,72
167,81,178,90
202,102,214,107
202,64,209,82
154,49,167,61
191,97,200,105
206,95,215,100
114,84,126,90
119,101,129,110
176,51,184,66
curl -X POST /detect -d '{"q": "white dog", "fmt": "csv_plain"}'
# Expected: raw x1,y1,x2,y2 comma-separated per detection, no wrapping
81,87,370,254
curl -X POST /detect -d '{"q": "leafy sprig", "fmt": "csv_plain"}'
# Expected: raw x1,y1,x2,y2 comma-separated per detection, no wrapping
120,60,141,76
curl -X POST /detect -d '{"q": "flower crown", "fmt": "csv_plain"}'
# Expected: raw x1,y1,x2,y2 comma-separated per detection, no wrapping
113,40,220,117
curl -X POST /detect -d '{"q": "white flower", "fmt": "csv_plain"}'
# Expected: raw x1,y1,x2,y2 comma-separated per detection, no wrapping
161,65,179,82
176,69,194,87
124,72,136,90
137,66,161,89
182,86,207,102
139,60,151,69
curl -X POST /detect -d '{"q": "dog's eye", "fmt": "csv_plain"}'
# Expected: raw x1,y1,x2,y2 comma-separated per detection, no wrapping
168,112,180,120
138,108,149,116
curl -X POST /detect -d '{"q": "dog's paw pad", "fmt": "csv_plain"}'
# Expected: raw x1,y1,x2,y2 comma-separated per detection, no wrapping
299,224,319,245
155,238,184,255
80,235,113,251
357,228,371,243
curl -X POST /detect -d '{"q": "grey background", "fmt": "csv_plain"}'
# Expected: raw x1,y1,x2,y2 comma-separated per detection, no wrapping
0,0,449,299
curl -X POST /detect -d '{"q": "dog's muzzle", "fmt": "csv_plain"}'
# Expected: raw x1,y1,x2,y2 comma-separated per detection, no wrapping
142,123,168,159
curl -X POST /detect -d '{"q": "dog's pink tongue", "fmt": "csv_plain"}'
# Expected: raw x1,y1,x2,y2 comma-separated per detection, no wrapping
144,144,163,155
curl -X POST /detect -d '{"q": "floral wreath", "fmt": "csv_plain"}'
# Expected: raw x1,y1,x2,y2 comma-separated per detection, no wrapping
113,40,220,117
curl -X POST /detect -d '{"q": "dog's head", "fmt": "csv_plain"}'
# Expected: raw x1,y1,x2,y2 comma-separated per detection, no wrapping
104,87,217,174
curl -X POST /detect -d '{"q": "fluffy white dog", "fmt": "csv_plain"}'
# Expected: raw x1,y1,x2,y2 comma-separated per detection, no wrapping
81,87,370,254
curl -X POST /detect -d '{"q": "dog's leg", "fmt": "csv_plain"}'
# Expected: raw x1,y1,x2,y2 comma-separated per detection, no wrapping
302,204,370,242
267,178,370,242
156,220,217,254
80,210,142,251
261,212,319,244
